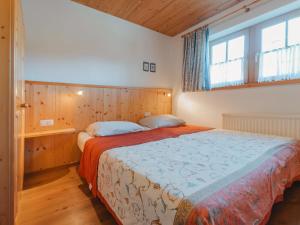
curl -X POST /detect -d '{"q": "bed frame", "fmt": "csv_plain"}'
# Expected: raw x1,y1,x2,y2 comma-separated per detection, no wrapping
223,114,300,140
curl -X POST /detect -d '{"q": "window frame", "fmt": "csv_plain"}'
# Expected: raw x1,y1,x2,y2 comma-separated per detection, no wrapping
255,9,300,53
208,9,300,91
209,29,250,88
255,9,300,82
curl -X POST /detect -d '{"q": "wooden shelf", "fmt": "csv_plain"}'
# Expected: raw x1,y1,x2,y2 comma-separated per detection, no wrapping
25,128,76,139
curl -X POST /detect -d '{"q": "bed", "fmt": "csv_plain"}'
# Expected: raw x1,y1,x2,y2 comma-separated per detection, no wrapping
78,125,300,225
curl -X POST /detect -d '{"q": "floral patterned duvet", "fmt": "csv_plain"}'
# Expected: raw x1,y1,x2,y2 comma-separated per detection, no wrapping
94,129,300,225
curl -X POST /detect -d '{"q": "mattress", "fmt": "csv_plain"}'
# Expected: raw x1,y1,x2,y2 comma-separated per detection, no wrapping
77,132,92,152
79,127,300,225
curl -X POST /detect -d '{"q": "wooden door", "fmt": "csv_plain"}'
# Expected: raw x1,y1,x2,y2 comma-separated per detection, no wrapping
0,0,25,224
0,0,13,224
13,0,26,217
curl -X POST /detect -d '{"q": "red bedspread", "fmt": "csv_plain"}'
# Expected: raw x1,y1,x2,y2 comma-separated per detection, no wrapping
79,125,212,196
79,126,300,225
185,141,300,225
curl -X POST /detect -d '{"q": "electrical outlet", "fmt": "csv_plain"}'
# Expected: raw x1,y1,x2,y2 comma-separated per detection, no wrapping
40,119,54,127
144,112,151,117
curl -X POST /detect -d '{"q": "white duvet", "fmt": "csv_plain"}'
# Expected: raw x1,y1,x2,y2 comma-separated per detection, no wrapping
96,129,292,225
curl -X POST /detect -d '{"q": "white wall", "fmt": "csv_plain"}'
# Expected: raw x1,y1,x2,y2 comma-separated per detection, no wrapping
174,84,300,128
172,0,300,128
23,0,300,127
22,0,174,88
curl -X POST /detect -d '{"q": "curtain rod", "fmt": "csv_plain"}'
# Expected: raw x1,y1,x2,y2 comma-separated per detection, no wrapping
181,0,264,38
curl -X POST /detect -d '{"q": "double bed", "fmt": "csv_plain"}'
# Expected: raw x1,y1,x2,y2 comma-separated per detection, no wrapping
78,124,300,225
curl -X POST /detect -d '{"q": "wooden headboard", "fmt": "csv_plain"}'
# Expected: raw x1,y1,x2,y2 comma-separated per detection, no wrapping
24,81,172,173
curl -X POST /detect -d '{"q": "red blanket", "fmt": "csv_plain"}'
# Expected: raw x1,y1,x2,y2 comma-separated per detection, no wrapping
79,126,300,225
185,141,300,225
79,125,212,196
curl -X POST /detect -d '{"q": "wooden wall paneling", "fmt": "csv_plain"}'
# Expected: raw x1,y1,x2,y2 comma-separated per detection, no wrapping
84,87,98,127
87,88,95,121
24,81,172,173
103,88,119,121
140,90,148,114
127,89,136,121
119,88,130,121
157,89,172,115
24,81,173,131
26,84,56,132
130,89,143,121
141,90,150,115
32,84,52,131
25,134,80,173
53,134,80,168
116,89,123,121
76,87,106,129
95,88,104,122
86,87,98,126
145,89,159,115
73,86,90,130
25,136,54,173
55,85,76,130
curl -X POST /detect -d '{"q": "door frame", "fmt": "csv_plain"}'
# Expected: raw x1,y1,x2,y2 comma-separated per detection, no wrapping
0,0,19,224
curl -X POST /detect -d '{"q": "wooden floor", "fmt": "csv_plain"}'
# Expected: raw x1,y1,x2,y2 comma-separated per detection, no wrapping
17,165,300,225
17,166,116,225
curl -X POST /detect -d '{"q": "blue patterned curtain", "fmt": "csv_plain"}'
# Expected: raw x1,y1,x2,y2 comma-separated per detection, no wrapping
182,27,210,92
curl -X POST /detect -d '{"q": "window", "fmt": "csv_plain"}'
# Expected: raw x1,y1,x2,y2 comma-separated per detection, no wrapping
258,14,300,82
210,32,248,88
208,9,300,90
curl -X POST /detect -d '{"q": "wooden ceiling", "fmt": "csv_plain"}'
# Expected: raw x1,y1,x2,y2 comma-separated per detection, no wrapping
73,0,244,36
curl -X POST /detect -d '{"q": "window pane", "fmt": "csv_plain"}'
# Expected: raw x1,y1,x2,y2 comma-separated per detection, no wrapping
212,42,226,64
228,36,245,60
210,59,244,88
262,22,286,52
210,64,224,85
227,59,244,82
260,51,278,78
259,45,300,81
288,16,300,46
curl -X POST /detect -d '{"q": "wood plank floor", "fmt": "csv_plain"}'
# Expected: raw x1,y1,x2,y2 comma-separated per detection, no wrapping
17,165,300,225
17,166,116,225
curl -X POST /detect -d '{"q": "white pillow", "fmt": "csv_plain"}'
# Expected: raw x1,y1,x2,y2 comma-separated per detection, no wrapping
86,121,146,137
139,114,185,129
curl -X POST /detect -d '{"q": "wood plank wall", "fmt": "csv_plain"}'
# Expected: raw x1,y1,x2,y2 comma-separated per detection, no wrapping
24,81,172,173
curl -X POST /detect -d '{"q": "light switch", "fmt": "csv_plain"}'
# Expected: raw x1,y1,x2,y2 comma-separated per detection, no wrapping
40,119,54,127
